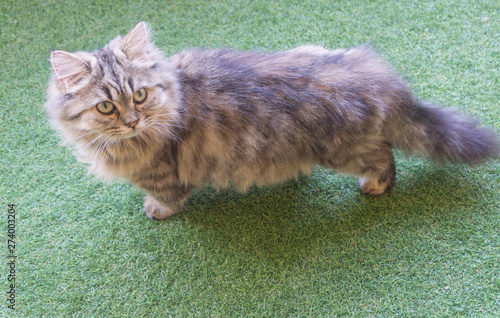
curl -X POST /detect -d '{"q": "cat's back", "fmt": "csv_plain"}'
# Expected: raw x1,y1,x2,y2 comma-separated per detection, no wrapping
170,45,394,96
170,45,355,75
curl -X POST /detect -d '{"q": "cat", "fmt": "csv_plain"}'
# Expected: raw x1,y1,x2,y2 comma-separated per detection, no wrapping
46,22,499,220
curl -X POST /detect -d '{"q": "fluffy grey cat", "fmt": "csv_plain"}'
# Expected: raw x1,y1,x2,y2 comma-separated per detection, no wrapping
46,22,499,220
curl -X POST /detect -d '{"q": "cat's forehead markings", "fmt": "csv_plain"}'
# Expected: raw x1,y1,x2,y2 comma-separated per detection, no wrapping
103,87,113,100
127,79,134,92
96,51,127,96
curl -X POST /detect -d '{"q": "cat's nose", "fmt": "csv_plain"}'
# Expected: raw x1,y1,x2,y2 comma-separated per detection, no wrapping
126,120,138,128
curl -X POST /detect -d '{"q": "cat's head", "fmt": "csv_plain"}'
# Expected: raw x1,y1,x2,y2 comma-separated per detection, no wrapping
46,22,180,162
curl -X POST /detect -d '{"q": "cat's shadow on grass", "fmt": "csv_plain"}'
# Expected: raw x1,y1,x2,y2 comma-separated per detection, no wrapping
151,165,496,265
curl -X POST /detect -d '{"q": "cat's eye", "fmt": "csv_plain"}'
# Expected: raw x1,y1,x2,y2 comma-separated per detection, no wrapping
133,88,148,104
96,101,116,115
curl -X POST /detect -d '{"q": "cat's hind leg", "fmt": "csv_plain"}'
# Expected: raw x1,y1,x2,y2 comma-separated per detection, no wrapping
356,142,396,195
322,140,396,195
358,162,395,195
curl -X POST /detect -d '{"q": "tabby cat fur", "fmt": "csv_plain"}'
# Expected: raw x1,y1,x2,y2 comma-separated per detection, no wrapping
46,22,499,219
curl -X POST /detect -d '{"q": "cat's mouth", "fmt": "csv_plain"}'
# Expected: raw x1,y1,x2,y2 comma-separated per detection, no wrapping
120,128,143,139
105,126,144,140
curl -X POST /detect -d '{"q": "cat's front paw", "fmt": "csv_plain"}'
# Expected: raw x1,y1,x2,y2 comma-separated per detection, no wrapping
143,195,181,220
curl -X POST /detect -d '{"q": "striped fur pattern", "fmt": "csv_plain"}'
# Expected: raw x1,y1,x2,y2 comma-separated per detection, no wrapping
46,22,499,219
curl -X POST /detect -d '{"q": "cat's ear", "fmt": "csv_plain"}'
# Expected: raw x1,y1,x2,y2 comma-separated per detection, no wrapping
121,21,151,61
51,50,91,90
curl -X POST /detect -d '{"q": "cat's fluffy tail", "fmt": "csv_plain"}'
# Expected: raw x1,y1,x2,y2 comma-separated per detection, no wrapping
387,102,499,164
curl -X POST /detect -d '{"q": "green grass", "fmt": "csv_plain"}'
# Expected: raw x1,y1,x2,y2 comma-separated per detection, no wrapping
1,0,499,316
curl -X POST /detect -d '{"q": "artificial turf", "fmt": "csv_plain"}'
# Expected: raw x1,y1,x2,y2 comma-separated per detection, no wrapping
1,0,499,316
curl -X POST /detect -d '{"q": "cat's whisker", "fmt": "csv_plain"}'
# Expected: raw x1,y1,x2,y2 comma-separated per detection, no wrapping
92,139,106,161
93,135,114,161
152,113,190,127
144,116,190,135
76,131,98,139
82,134,104,152
74,132,100,147
179,112,202,120
149,103,202,121
161,122,190,131
178,105,203,120
150,122,186,146
148,110,177,121
149,122,173,136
